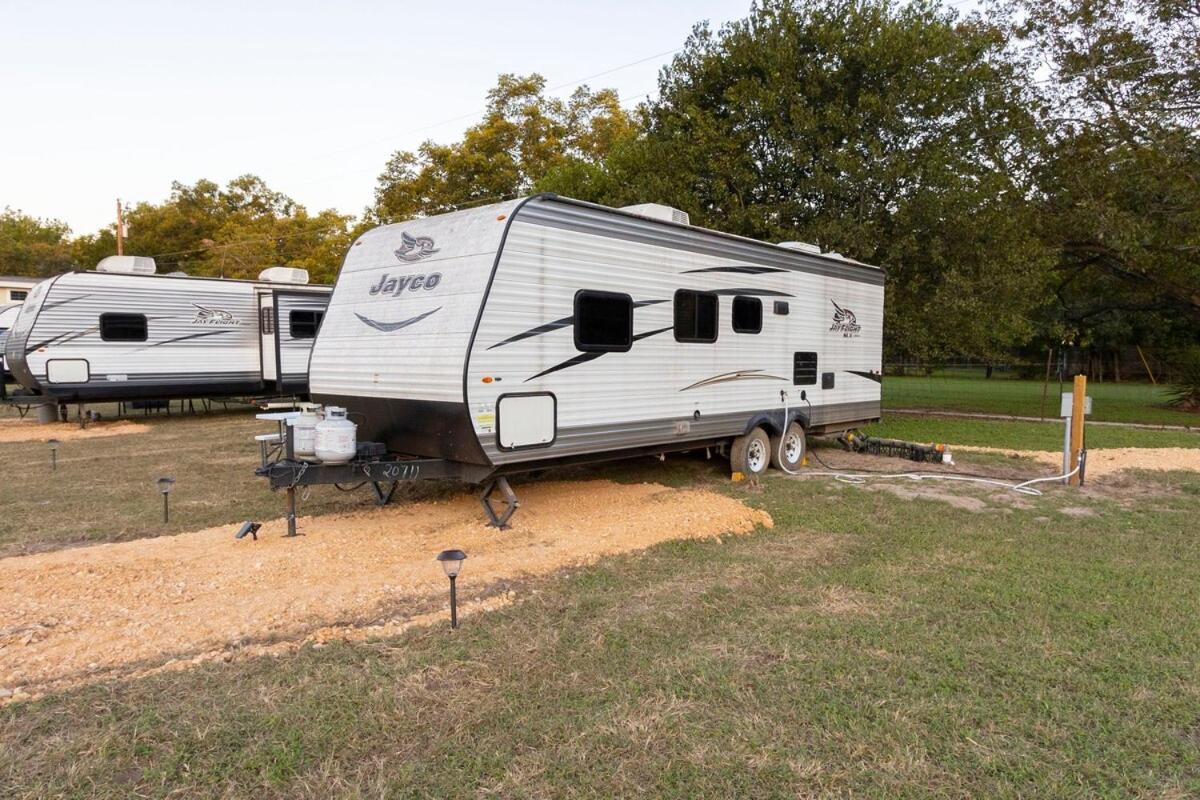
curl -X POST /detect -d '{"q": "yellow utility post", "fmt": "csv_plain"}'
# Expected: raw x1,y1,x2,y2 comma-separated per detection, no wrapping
1069,374,1086,485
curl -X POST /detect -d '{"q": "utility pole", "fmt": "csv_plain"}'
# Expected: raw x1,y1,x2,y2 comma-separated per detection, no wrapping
116,199,125,256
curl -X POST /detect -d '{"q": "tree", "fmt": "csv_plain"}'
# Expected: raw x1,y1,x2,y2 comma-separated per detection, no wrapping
72,176,356,283
542,0,1056,362
1007,0,1200,351
372,74,637,222
0,208,75,277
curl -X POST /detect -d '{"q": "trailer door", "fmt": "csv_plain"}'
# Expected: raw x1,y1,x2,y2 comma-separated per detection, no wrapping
257,291,278,383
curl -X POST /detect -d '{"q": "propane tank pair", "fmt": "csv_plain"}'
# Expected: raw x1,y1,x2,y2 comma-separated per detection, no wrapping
291,404,358,464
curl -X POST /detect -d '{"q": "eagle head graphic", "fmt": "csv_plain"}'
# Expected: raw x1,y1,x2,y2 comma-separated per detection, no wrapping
831,300,857,325
394,231,440,262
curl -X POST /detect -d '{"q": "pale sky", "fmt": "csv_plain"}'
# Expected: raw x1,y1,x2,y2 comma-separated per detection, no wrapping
0,0,750,235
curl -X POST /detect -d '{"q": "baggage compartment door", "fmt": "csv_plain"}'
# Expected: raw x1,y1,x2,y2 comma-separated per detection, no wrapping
496,392,556,450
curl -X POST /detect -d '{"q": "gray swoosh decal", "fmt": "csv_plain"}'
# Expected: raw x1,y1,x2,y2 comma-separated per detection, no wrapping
488,299,666,350
355,307,441,332
681,369,789,392
136,329,239,350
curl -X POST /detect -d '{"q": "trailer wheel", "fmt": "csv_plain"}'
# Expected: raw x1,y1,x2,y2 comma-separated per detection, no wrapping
730,427,771,478
770,422,806,472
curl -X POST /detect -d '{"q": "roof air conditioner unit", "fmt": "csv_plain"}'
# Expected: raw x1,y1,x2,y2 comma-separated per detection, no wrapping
777,241,821,254
620,203,690,226
96,255,157,274
258,266,310,285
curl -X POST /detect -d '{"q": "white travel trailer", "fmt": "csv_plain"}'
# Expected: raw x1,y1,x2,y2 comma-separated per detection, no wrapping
0,303,20,381
4,257,331,404
261,194,883,528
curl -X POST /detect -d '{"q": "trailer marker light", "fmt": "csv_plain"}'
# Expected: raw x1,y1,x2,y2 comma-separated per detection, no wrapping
496,214,507,221
481,376,494,383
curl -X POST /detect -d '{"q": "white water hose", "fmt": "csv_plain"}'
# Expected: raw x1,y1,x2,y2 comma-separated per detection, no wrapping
794,452,1085,496
777,391,802,475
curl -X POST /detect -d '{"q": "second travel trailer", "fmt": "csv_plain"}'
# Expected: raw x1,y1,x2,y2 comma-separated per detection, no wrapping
0,303,20,383
3,256,331,405
258,194,884,527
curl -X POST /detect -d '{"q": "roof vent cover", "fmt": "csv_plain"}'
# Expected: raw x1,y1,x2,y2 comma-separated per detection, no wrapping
96,255,157,274
258,266,310,285
620,203,690,226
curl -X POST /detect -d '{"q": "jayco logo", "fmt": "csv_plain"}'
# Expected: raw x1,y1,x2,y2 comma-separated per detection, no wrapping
368,272,443,296
191,304,240,326
394,231,439,262
829,300,861,337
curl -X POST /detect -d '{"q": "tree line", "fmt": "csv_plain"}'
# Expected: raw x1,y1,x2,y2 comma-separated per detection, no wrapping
2,0,1196,365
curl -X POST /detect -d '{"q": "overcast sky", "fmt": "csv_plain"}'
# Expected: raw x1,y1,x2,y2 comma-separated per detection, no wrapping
1,0,749,234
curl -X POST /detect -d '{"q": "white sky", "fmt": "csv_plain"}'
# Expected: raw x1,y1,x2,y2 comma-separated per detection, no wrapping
0,0,750,234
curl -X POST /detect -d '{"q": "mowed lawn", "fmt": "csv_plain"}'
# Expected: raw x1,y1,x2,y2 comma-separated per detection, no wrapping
883,374,1198,427
3,411,1200,796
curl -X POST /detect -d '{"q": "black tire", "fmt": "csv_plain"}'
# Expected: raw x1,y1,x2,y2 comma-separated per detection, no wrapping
769,422,807,472
730,427,771,477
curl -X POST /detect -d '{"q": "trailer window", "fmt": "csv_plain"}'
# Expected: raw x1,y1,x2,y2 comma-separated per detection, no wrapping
99,313,147,342
574,290,633,352
674,290,718,343
289,309,324,339
10,290,27,301
793,352,818,385
732,296,762,334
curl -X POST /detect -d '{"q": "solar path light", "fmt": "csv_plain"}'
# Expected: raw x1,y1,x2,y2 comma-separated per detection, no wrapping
436,549,468,629
47,439,61,472
156,476,176,523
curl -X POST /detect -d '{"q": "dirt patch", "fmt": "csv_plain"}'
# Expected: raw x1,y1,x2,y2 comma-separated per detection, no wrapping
1059,506,1097,518
952,446,1200,478
0,480,770,702
812,585,884,616
0,419,149,444
860,482,993,511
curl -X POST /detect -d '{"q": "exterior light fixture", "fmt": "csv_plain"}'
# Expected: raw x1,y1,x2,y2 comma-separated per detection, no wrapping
156,476,176,523
436,549,468,629
47,439,61,471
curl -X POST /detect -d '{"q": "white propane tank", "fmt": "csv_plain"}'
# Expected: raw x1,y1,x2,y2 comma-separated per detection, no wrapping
314,406,357,464
292,404,322,460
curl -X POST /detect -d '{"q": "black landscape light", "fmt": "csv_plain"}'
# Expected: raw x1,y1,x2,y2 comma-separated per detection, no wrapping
156,476,176,523
235,521,262,541
47,439,60,472
436,549,468,629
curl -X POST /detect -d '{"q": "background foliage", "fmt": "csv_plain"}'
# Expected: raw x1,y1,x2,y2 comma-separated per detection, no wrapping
1,0,1196,364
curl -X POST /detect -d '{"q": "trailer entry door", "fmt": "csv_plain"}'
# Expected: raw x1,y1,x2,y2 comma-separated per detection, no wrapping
258,292,278,382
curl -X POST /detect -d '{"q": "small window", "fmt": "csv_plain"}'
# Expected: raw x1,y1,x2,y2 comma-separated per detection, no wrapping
674,290,718,343
794,352,818,385
99,313,147,342
732,296,762,334
773,301,789,316
260,307,274,335
574,290,632,352
11,290,28,301
289,310,324,339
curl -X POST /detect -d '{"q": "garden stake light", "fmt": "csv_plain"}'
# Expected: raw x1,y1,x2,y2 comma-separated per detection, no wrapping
156,476,176,523
436,549,468,629
47,439,60,472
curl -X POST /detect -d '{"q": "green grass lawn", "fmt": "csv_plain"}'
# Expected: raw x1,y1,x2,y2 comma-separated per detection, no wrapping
883,375,1198,426
865,415,1200,451
4,460,1199,797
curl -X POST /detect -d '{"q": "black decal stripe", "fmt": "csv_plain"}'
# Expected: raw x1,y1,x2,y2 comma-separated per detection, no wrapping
41,294,89,311
681,369,789,392
26,325,99,353
355,307,441,332
523,325,674,383
524,351,605,382
709,288,794,297
847,370,882,383
680,266,787,275
488,299,667,350
488,314,574,350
